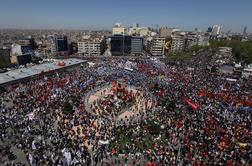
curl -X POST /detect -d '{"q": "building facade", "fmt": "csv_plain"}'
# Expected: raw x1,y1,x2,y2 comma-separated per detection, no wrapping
78,38,106,56
131,36,143,55
171,35,186,52
212,25,221,36
51,35,69,56
147,37,165,56
110,35,143,56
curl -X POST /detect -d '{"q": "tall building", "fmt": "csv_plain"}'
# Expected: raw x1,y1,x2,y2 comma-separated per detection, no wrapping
110,35,124,56
159,27,173,38
212,25,221,36
110,35,143,56
78,38,106,56
112,23,126,35
131,36,143,55
147,37,166,56
51,35,69,56
243,26,247,36
207,27,213,33
171,35,186,52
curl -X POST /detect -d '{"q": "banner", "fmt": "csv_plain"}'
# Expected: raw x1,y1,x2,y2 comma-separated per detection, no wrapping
183,96,200,110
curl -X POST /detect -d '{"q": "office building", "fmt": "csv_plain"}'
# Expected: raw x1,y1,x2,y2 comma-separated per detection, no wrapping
78,38,106,56
51,35,69,56
147,37,166,56
110,35,143,56
243,26,247,36
111,35,124,56
131,36,143,55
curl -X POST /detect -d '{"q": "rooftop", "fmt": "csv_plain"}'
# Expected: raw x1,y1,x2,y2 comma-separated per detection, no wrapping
0,58,86,86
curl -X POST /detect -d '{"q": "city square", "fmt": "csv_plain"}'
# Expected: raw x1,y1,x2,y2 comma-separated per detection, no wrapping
1,56,251,165
0,1,252,165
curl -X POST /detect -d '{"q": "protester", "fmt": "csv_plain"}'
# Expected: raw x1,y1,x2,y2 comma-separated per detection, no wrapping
0,56,251,165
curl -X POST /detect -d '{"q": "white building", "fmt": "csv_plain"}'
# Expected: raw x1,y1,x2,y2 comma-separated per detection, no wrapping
112,23,126,35
197,35,210,46
139,27,149,37
212,25,221,36
78,38,106,56
147,37,165,56
171,35,186,52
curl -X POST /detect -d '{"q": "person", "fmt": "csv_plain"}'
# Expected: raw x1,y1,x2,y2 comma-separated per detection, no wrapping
0,56,251,165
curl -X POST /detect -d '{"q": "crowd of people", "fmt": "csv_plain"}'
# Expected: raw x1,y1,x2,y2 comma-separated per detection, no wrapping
0,54,251,165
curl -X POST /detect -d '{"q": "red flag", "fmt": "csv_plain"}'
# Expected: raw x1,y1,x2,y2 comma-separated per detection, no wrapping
183,97,200,110
198,89,205,97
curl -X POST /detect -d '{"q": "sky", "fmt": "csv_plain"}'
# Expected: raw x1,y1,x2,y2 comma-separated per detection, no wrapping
0,0,251,33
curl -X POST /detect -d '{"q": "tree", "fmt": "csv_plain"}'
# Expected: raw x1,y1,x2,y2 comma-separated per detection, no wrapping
209,40,252,64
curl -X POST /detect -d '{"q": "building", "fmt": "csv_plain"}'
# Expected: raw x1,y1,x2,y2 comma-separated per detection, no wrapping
10,44,32,65
0,49,11,68
17,36,36,50
171,35,186,52
69,42,78,54
0,59,86,86
147,37,165,56
111,35,124,56
159,27,173,38
185,36,198,51
212,25,221,36
110,35,143,56
128,27,138,36
207,27,212,33
231,35,243,41
51,35,69,56
139,27,149,37
78,38,106,56
112,23,126,35
131,36,143,55
243,26,247,36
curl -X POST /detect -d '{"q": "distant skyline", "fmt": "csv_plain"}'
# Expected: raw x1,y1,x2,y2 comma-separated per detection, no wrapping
0,0,251,33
